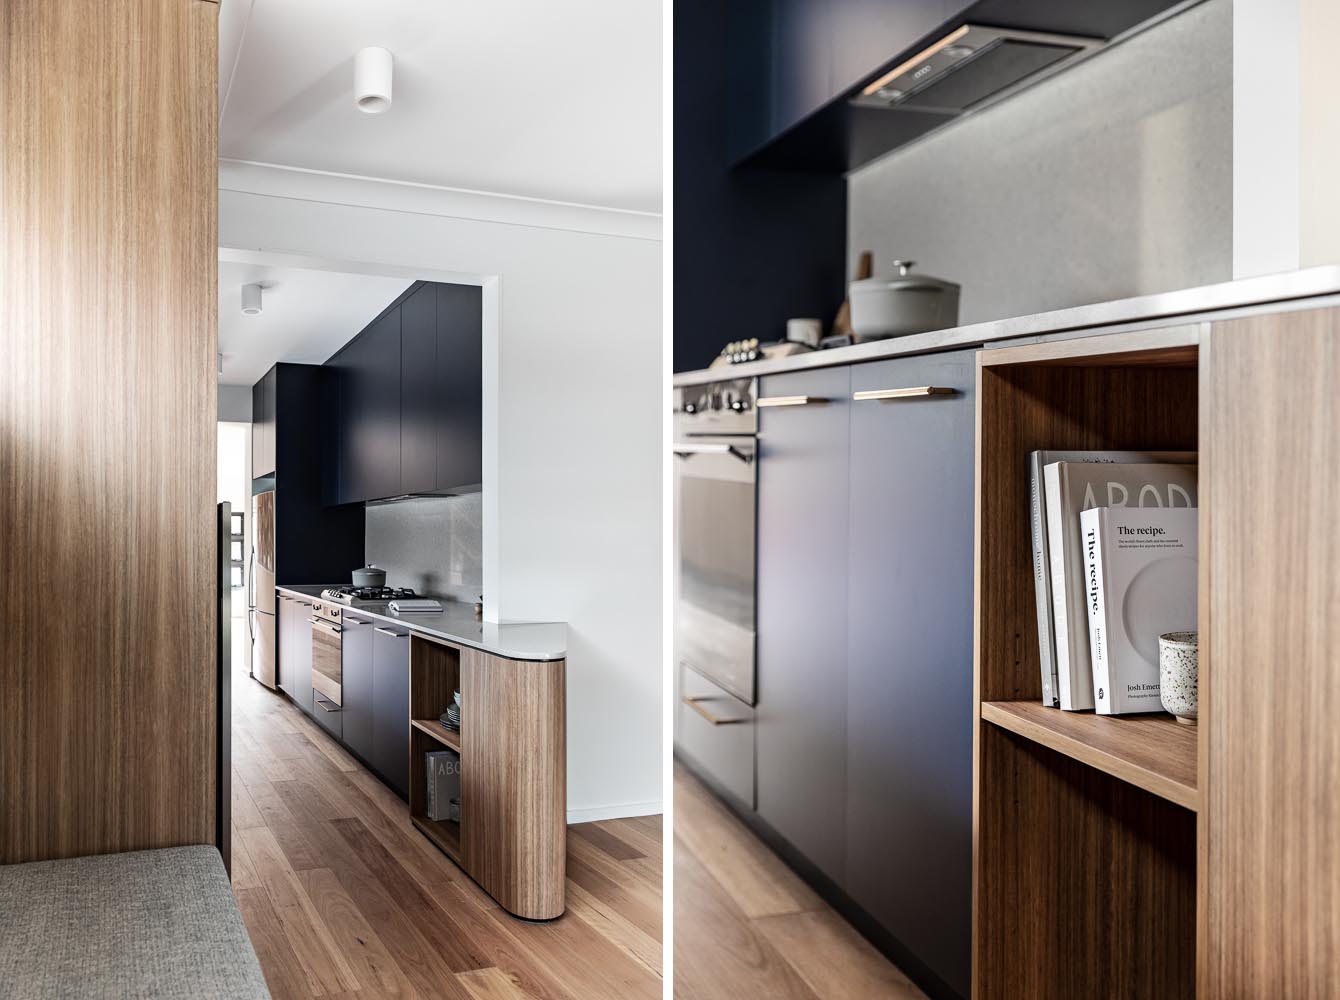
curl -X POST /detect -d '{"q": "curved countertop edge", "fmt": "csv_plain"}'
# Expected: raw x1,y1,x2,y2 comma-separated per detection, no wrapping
672,264,1340,386
274,585,567,662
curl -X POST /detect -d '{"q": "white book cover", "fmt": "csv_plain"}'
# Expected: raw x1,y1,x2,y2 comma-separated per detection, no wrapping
1027,450,1195,708
1044,461,1197,710
1082,506,1198,715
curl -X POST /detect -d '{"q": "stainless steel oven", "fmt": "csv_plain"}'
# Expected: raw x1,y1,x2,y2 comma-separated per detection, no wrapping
310,601,344,736
673,378,758,705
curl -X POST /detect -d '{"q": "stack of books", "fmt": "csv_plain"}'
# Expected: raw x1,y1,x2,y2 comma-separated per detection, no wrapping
1029,451,1198,714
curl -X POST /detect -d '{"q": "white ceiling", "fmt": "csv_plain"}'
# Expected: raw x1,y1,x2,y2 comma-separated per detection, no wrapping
217,260,412,386
218,0,662,214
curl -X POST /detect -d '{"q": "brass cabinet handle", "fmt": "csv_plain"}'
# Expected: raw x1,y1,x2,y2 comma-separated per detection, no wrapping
852,386,956,401
682,695,746,726
757,395,827,407
374,626,407,637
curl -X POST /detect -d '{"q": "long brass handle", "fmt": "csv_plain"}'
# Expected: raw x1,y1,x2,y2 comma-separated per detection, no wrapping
757,395,827,407
374,626,407,637
682,695,746,726
852,386,956,401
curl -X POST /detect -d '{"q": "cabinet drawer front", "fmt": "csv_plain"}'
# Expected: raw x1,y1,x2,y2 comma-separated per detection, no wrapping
678,665,755,811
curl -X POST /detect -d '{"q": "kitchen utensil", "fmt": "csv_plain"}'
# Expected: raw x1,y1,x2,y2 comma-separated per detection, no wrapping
786,318,823,348
832,251,873,338
849,260,960,341
352,565,386,588
388,598,443,613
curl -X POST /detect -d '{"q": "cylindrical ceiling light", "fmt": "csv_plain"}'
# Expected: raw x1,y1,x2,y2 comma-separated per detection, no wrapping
241,283,263,315
355,46,394,114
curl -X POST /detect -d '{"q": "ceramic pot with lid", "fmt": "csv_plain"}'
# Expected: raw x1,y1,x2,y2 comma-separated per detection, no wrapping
352,565,387,588
849,260,960,341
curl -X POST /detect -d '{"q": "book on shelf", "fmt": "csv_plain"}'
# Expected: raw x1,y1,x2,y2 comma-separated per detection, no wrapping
1027,451,1195,708
1081,505,1198,715
1043,460,1197,710
425,749,460,822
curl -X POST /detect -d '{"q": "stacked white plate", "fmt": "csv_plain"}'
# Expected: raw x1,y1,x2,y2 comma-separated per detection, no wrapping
439,698,461,732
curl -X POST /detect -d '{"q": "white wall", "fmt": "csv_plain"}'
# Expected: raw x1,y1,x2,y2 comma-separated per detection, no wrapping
219,163,663,821
218,384,253,422
1234,0,1340,276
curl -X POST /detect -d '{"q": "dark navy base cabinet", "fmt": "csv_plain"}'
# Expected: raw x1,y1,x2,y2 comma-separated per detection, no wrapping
341,615,375,765
742,353,975,1000
846,351,976,1000
755,367,851,886
371,626,411,800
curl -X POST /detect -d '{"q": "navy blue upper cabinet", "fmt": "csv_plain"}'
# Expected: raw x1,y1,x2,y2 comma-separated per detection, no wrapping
399,284,438,496
770,0,835,138
333,308,401,504
327,282,482,504
435,284,483,492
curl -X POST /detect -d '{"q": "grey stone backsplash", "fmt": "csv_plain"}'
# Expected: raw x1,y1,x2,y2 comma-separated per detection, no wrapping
364,494,482,604
848,0,1232,326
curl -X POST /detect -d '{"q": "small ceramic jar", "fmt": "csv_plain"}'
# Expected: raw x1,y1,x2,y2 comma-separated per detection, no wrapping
1159,631,1198,725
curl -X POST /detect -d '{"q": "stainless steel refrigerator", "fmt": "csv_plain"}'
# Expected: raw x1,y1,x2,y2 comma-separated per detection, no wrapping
248,488,276,689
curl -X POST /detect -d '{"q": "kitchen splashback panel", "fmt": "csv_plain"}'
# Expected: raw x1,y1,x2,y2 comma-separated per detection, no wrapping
365,494,482,604
847,0,1231,328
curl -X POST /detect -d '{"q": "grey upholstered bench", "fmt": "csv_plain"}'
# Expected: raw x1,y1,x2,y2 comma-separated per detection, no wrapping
0,845,270,999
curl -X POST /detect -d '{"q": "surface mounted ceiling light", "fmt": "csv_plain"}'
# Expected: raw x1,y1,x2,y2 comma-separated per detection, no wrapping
241,283,263,315
355,47,394,114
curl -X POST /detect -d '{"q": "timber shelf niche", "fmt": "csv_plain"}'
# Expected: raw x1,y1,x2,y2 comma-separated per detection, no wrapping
407,633,567,920
973,325,1201,999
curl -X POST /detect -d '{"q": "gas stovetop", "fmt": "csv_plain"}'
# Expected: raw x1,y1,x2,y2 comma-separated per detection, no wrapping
319,586,418,607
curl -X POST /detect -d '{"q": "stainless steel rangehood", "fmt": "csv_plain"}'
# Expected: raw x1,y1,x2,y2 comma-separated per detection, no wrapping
731,0,1206,173
849,24,1099,115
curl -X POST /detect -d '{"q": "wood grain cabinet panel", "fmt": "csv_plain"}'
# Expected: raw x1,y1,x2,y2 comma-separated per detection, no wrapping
1200,308,1340,996
0,0,218,863
461,649,567,920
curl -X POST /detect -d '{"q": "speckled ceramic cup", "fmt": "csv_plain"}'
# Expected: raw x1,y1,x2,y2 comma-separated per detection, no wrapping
1159,631,1198,725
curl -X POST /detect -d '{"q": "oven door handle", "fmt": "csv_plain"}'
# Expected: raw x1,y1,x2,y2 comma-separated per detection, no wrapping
310,618,342,636
672,442,754,464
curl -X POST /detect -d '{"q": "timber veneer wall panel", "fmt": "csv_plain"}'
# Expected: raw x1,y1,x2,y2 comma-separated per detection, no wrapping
0,0,218,862
1200,308,1340,996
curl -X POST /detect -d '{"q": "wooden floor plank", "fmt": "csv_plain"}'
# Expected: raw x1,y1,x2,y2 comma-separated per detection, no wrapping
236,886,320,1000
298,867,423,999
672,836,820,1000
456,967,534,1000
673,764,929,1000
674,762,824,919
566,878,662,977
755,910,927,1000
229,649,661,1000
571,821,645,862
